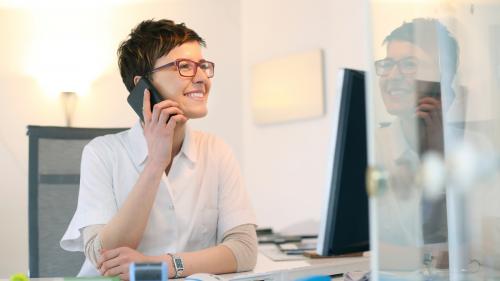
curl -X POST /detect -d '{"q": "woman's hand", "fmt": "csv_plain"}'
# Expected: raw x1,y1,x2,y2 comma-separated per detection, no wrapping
98,247,158,280
142,89,188,170
416,96,444,154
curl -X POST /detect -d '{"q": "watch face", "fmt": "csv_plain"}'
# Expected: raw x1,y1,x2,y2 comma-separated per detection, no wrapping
174,258,184,270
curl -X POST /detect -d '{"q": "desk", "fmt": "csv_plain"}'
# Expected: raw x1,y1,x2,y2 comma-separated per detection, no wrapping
7,248,369,281
216,246,369,281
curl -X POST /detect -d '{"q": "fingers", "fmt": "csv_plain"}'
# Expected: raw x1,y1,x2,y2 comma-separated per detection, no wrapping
119,273,130,281
150,101,183,125
99,247,128,277
142,89,152,124
158,107,184,125
416,109,442,128
170,113,188,123
101,248,121,262
164,112,189,130
97,249,112,268
103,263,128,278
416,111,432,126
98,248,121,269
97,247,146,281
417,103,441,112
100,256,123,275
418,97,441,108
151,103,161,125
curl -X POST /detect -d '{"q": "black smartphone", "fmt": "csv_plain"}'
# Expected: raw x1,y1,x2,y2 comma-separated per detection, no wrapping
127,77,164,122
415,80,441,100
415,80,444,154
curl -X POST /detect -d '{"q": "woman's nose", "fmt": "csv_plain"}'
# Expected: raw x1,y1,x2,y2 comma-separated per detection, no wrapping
386,63,404,79
192,66,209,83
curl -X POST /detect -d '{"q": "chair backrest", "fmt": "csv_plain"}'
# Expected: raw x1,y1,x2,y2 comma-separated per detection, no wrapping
27,126,127,277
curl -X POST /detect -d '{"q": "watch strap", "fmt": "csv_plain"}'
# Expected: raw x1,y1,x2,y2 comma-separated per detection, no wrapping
167,253,184,278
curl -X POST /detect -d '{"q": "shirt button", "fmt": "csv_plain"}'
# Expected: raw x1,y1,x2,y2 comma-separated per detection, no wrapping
169,205,174,210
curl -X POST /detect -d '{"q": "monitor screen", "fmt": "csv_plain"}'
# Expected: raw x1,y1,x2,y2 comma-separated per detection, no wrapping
316,68,369,256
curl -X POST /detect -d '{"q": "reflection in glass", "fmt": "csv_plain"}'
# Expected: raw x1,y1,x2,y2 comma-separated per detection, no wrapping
375,17,453,238
368,2,500,280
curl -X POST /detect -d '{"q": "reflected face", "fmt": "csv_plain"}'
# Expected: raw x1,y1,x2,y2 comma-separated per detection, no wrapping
378,40,439,116
149,41,212,119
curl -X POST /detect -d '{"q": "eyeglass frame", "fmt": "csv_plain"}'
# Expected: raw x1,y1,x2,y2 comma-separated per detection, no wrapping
374,56,420,77
148,58,215,78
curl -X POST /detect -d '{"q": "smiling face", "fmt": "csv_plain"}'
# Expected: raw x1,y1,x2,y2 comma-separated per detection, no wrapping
379,40,440,117
149,41,212,119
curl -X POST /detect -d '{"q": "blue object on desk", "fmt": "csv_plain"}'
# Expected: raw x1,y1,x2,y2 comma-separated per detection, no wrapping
129,262,168,281
295,275,331,281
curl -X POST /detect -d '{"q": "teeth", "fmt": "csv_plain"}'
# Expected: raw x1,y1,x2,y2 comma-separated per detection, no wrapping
186,92,203,98
388,90,410,96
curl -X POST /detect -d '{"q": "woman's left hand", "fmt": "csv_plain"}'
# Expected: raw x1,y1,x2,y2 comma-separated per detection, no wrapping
98,247,157,280
416,96,444,153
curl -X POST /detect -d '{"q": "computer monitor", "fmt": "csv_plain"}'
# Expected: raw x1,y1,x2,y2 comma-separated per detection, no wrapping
316,68,369,256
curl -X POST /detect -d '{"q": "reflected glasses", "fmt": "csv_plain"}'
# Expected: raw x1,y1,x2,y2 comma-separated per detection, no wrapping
374,57,418,76
150,58,215,78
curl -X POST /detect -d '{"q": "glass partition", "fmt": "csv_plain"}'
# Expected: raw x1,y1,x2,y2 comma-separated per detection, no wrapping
366,1,500,280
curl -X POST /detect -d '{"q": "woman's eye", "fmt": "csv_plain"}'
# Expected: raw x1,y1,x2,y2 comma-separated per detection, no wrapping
178,62,192,70
380,60,394,68
401,60,417,69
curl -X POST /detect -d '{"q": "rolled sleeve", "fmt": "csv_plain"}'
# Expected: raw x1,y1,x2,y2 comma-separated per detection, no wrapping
221,224,258,272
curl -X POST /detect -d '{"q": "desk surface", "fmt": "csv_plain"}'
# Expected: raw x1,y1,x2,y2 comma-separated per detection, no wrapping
5,247,369,281
217,246,369,281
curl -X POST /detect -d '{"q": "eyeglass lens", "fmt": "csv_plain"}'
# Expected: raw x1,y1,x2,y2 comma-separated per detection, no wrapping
178,60,214,78
375,57,418,76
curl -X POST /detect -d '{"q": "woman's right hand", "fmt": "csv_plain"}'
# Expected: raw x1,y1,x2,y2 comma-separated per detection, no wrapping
142,89,187,171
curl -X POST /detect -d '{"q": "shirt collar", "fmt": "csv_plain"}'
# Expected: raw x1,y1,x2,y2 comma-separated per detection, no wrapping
127,120,197,167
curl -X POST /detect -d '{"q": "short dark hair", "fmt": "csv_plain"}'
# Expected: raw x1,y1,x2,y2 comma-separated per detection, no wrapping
117,19,206,92
383,18,459,87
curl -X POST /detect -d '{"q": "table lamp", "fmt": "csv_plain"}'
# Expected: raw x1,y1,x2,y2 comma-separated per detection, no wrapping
61,91,77,127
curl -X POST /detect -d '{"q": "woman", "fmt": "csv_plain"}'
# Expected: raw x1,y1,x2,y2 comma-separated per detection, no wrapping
61,19,257,280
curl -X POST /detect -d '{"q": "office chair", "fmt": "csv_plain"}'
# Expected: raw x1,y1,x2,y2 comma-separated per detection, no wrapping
27,126,127,277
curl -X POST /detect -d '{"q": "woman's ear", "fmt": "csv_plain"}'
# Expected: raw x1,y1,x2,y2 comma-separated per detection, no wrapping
133,76,142,86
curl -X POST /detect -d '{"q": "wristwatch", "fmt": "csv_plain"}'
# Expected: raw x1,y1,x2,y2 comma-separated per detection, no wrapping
167,253,184,278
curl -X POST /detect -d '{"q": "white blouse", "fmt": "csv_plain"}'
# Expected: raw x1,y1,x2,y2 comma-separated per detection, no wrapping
60,121,256,276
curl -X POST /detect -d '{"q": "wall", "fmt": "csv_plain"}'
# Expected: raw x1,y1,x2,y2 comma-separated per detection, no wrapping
0,0,242,275
240,0,368,232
